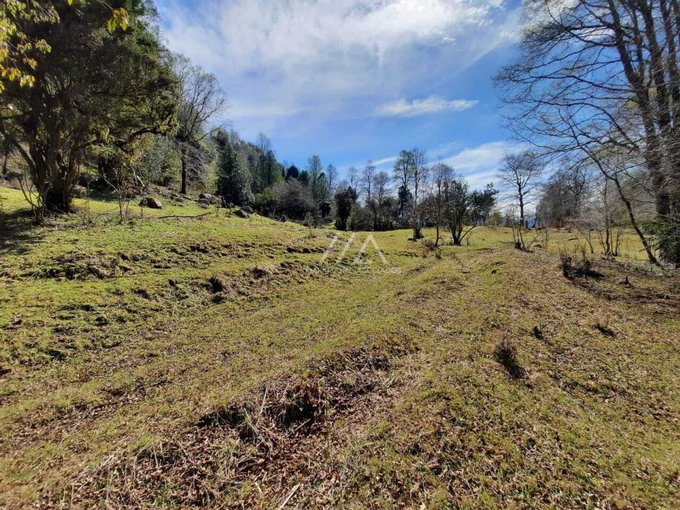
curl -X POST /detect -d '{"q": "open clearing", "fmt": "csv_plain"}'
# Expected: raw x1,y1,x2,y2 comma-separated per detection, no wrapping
1,186,679,509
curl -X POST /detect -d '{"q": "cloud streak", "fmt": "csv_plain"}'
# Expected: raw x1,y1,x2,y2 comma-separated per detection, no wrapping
375,97,478,117
340,140,525,190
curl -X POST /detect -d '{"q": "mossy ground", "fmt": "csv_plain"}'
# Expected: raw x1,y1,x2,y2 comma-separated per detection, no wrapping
1,186,678,509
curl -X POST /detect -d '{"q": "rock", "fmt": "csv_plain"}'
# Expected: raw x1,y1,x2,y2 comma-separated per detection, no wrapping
73,185,88,198
139,197,164,209
242,205,254,214
233,209,250,219
199,193,219,205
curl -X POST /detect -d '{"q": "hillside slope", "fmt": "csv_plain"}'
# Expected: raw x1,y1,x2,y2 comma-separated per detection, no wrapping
1,187,678,509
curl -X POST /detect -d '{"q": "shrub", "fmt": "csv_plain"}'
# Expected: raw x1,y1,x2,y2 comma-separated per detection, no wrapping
347,204,372,231
273,181,316,221
253,190,277,217
560,247,603,279
494,338,525,379
646,218,680,267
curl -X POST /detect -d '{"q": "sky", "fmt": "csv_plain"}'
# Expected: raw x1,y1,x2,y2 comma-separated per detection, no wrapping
154,0,525,188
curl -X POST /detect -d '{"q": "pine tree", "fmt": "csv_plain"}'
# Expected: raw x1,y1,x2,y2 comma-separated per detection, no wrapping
215,131,254,206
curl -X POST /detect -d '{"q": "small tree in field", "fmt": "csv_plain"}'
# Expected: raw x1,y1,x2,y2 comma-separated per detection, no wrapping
443,176,497,246
430,163,454,246
393,148,427,239
498,151,543,228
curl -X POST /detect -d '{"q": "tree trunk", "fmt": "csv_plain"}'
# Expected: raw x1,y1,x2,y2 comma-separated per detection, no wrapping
610,175,659,265
1,145,9,175
43,176,73,213
180,146,188,195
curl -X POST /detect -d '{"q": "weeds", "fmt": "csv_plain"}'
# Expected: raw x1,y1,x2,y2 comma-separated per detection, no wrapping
421,238,442,259
494,337,525,379
560,247,603,279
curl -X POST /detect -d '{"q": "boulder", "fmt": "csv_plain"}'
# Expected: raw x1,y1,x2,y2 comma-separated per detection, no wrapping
242,205,254,214
139,197,164,210
232,209,250,219
73,185,88,198
199,193,220,205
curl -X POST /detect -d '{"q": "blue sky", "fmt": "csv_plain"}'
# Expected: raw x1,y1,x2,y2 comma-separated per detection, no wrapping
154,0,525,188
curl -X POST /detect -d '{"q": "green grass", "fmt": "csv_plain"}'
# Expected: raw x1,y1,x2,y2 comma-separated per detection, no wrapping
1,186,678,509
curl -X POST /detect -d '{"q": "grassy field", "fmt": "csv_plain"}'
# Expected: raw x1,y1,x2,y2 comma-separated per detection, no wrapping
1,185,679,509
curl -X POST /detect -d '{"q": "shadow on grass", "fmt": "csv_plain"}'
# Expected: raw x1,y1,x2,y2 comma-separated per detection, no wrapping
0,208,44,256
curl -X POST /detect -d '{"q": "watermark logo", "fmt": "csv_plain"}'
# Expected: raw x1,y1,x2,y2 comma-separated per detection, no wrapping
320,233,389,265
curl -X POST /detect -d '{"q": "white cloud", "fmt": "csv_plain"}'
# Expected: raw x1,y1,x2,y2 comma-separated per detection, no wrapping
157,0,519,132
443,141,521,172
376,97,478,117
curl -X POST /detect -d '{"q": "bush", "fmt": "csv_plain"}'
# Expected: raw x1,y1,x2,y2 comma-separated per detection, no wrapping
560,247,603,279
647,219,680,267
347,204,372,231
273,181,316,221
253,190,277,217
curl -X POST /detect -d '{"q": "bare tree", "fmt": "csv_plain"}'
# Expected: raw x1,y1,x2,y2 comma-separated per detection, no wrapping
372,170,391,230
430,163,454,246
393,149,428,239
326,164,338,193
360,161,376,202
174,55,225,195
495,0,680,264
255,133,272,155
498,151,543,228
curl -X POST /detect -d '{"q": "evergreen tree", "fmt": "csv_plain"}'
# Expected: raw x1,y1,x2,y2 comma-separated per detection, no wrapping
214,130,254,206
334,187,355,231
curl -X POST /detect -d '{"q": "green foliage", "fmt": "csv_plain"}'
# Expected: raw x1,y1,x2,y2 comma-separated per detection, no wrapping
347,203,372,231
253,150,283,194
214,130,254,207
0,0,177,215
334,187,354,231
272,180,316,220
1,1,129,93
645,218,680,267
253,189,278,217
136,134,181,187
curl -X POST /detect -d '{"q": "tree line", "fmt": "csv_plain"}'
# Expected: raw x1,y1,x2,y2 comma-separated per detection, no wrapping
332,150,498,246
0,1,343,227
